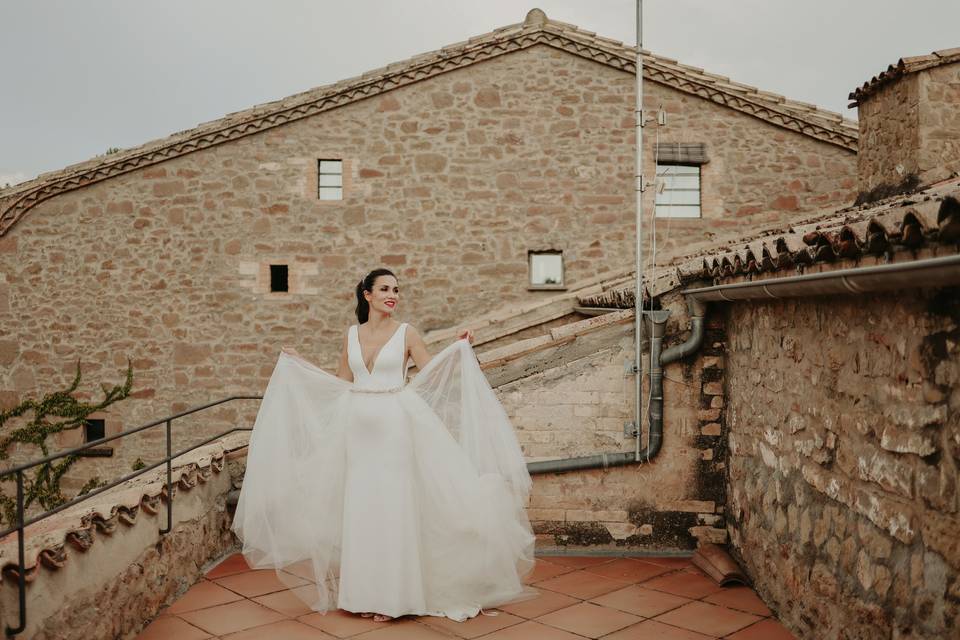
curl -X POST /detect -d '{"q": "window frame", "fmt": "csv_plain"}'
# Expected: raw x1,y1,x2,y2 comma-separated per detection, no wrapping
528,250,566,291
654,162,702,219
317,159,343,201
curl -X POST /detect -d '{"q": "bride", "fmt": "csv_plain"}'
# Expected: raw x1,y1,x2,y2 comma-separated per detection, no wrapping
231,268,538,623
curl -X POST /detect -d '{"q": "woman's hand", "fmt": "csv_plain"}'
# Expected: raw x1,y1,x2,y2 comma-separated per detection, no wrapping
457,329,474,344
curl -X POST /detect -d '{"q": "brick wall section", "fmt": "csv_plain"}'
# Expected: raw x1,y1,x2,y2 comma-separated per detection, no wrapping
0,44,853,485
724,290,959,639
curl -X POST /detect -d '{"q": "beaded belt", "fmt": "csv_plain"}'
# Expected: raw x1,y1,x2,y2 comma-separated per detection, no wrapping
350,385,404,394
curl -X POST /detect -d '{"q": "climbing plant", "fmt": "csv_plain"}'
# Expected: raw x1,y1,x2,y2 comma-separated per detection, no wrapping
0,359,133,527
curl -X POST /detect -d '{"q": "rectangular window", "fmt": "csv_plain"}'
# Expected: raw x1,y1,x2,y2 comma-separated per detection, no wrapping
318,159,343,200
655,163,701,218
529,251,564,288
270,264,289,292
84,419,105,443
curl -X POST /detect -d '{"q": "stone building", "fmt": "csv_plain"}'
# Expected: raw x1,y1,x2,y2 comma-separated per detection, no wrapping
0,9,856,487
13,12,960,640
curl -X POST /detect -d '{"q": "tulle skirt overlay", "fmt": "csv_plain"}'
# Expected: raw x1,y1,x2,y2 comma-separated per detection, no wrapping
231,341,538,622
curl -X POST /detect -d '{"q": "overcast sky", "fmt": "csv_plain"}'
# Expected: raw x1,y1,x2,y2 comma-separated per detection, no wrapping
2,0,957,186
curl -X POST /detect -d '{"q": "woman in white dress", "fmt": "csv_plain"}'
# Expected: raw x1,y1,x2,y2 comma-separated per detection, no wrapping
231,268,538,623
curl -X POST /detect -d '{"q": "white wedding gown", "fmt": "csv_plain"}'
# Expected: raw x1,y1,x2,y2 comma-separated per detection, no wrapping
231,323,539,621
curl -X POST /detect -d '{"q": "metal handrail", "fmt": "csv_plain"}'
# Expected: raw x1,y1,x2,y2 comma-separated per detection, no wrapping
2,394,262,637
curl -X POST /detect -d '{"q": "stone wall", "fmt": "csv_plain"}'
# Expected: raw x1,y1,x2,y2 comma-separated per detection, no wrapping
0,43,854,488
724,289,959,639
856,74,921,198
919,62,960,186
856,60,960,200
495,296,728,550
0,445,242,640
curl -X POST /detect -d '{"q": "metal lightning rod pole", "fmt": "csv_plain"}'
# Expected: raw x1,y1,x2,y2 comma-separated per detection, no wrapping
634,0,645,462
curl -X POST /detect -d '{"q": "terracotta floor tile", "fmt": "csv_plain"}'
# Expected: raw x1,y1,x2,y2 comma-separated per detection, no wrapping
654,601,761,637
703,587,772,617
214,568,308,598
134,615,212,640
539,555,617,569
480,619,589,639
416,609,524,638
589,584,692,618
349,618,460,639
165,580,244,614
601,619,715,639
642,556,695,570
220,619,338,639
498,588,581,619
178,599,287,636
281,558,320,583
298,609,393,637
584,557,673,584
726,618,798,639
524,558,577,584
641,570,724,599
535,601,642,638
535,569,632,599
253,584,321,617
205,553,251,579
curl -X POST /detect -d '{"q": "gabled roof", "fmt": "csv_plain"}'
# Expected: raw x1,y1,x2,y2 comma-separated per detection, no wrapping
0,9,857,238
849,47,960,106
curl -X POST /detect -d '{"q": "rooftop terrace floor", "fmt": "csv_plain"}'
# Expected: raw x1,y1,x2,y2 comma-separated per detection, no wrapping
135,553,796,639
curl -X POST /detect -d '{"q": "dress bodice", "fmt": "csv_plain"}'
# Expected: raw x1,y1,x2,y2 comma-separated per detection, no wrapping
348,322,408,390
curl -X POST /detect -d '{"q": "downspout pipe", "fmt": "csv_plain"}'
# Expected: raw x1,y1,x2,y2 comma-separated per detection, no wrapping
527,300,707,475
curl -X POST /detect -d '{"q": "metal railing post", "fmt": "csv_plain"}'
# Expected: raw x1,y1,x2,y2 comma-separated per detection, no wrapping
5,470,26,637
0,394,261,637
161,419,172,534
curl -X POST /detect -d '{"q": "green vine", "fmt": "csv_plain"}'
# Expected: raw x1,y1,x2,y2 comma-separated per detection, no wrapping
0,359,133,527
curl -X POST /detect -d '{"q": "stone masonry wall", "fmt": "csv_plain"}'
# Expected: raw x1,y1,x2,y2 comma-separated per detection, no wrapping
857,74,921,198
0,452,239,640
725,290,959,639
856,60,960,200
0,44,853,489
918,62,960,186
497,295,728,551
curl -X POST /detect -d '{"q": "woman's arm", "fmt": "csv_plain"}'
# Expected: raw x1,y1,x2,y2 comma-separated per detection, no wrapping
335,330,354,382
406,325,474,371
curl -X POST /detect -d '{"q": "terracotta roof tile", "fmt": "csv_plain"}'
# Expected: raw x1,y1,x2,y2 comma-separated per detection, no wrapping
579,178,960,309
849,47,960,105
0,434,248,584
0,9,857,237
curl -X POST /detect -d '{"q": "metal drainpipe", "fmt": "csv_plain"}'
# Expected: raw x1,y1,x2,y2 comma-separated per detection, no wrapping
684,253,960,302
527,300,707,475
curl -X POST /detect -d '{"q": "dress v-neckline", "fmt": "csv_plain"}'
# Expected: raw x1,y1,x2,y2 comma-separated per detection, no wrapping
356,322,404,376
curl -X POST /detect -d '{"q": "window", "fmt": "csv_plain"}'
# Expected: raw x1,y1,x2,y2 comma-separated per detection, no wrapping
84,419,105,443
78,418,113,456
529,251,564,288
318,159,343,200
270,264,289,292
655,163,701,218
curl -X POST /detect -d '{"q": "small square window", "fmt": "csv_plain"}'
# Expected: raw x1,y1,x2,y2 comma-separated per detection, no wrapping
270,264,289,292
84,419,105,443
655,163,701,218
318,159,343,200
529,251,564,288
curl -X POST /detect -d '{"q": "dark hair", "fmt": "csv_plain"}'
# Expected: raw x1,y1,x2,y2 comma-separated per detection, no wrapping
355,268,397,323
